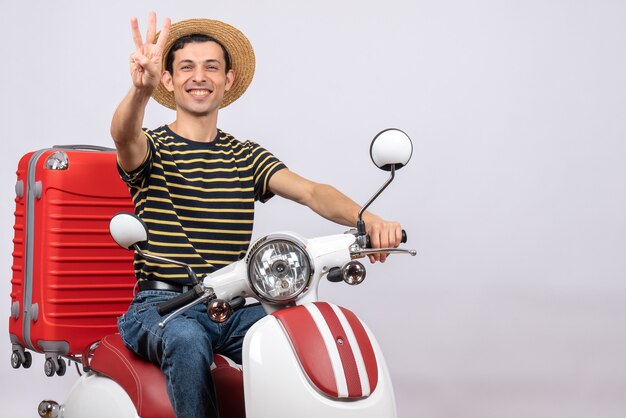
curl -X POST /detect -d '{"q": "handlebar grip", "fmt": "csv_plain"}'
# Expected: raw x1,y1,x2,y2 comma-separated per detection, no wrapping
365,229,407,248
230,296,246,311
327,267,343,283
156,286,202,316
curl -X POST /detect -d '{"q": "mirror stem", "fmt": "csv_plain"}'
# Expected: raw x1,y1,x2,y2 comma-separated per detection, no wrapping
357,164,396,244
133,244,200,284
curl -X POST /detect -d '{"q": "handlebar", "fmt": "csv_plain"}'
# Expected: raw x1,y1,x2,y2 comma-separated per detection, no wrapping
156,285,204,316
155,286,247,327
153,229,410,313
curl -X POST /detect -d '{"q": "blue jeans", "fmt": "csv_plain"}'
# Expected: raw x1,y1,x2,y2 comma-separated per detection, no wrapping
117,290,265,418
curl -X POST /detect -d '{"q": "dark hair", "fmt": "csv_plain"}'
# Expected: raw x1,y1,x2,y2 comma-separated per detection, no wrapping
165,34,232,74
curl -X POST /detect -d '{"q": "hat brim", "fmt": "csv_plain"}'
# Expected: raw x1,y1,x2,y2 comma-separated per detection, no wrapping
152,18,255,110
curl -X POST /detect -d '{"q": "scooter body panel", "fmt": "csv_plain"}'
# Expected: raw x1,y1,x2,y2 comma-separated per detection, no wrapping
60,372,138,418
243,310,397,418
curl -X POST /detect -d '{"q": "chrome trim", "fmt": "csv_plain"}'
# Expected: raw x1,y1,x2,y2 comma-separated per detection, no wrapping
245,235,269,264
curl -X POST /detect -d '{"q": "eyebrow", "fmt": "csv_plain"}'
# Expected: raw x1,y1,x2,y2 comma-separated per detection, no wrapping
178,59,222,66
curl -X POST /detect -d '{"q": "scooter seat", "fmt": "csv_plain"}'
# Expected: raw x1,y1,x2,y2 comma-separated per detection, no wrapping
89,333,245,418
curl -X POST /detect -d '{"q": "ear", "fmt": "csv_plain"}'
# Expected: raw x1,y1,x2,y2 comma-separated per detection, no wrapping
161,71,174,93
225,69,235,92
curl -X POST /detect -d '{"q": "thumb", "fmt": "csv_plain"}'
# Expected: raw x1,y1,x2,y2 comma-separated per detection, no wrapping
131,53,151,69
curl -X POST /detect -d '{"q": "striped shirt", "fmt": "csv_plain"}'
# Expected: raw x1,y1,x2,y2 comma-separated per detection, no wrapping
117,126,286,283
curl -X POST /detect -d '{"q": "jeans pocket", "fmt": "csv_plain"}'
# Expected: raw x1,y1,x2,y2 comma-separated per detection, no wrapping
134,302,155,314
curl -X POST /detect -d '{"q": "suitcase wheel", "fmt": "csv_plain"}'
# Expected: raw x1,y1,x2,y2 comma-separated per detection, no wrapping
44,356,67,377
11,350,31,369
10,351,21,369
44,358,55,377
22,352,32,368
56,359,66,376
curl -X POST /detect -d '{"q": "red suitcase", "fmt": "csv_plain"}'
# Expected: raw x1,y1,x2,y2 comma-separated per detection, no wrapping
9,145,136,376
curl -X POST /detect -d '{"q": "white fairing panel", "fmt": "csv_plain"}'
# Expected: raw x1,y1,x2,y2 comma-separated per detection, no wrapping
243,315,397,418
296,234,353,307
60,373,138,418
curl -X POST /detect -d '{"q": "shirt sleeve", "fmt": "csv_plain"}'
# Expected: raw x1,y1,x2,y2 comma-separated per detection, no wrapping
116,129,156,187
248,141,287,203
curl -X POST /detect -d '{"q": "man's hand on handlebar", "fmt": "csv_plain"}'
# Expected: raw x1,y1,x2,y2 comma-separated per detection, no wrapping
363,214,403,263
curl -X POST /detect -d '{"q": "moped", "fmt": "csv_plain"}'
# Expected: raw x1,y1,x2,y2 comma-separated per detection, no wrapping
37,128,416,418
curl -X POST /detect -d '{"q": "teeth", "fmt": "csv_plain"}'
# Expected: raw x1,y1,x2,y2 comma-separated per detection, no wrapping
189,89,209,96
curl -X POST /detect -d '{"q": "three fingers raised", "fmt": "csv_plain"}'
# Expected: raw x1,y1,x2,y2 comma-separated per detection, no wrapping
130,12,171,51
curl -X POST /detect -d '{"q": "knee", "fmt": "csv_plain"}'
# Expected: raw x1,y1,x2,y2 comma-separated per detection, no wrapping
163,323,212,360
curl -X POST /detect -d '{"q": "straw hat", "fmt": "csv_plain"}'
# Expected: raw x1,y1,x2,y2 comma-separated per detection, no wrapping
152,18,255,109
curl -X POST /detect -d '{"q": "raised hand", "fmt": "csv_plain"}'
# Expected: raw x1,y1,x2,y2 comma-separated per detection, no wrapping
129,12,171,91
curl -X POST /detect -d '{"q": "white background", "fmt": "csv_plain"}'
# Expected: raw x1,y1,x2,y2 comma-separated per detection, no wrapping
1,1,625,417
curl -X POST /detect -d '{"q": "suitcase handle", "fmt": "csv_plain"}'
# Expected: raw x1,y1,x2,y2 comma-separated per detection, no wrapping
53,145,115,152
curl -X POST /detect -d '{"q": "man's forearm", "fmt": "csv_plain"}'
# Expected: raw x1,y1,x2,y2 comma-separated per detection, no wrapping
270,170,380,228
306,183,379,227
110,86,153,173
110,86,152,146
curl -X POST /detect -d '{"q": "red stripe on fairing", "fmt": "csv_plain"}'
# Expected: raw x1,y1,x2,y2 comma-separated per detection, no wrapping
273,306,338,397
340,306,379,394
314,302,363,397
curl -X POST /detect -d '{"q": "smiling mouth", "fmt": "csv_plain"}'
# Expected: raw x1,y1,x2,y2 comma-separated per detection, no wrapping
188,89,212,97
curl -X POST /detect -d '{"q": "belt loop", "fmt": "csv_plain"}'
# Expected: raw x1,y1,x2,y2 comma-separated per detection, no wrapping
182,285,189,293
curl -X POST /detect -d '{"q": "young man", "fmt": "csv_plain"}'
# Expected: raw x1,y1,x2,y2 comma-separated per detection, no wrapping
112,13,403,418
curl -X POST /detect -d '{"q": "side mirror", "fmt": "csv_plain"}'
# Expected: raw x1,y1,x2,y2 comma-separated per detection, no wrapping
356,128,412,246
370,128,413,171
109,212,200,284
109,212,148,249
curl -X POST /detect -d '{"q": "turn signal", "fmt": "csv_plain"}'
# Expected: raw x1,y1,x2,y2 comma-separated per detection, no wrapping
342,261,366,285
207,299,233,323
38,400,60,418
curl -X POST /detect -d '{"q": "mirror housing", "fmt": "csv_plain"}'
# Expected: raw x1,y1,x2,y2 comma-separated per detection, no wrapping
370,128,413,171
109,212,148,249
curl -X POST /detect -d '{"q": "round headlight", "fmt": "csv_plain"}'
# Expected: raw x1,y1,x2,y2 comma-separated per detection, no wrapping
248,238,312,303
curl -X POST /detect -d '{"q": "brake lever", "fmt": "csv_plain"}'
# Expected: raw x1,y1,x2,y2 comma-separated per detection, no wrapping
158,290,215,328
351,247,417,258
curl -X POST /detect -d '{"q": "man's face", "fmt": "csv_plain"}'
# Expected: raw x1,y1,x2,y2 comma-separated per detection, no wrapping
162,41,234,116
